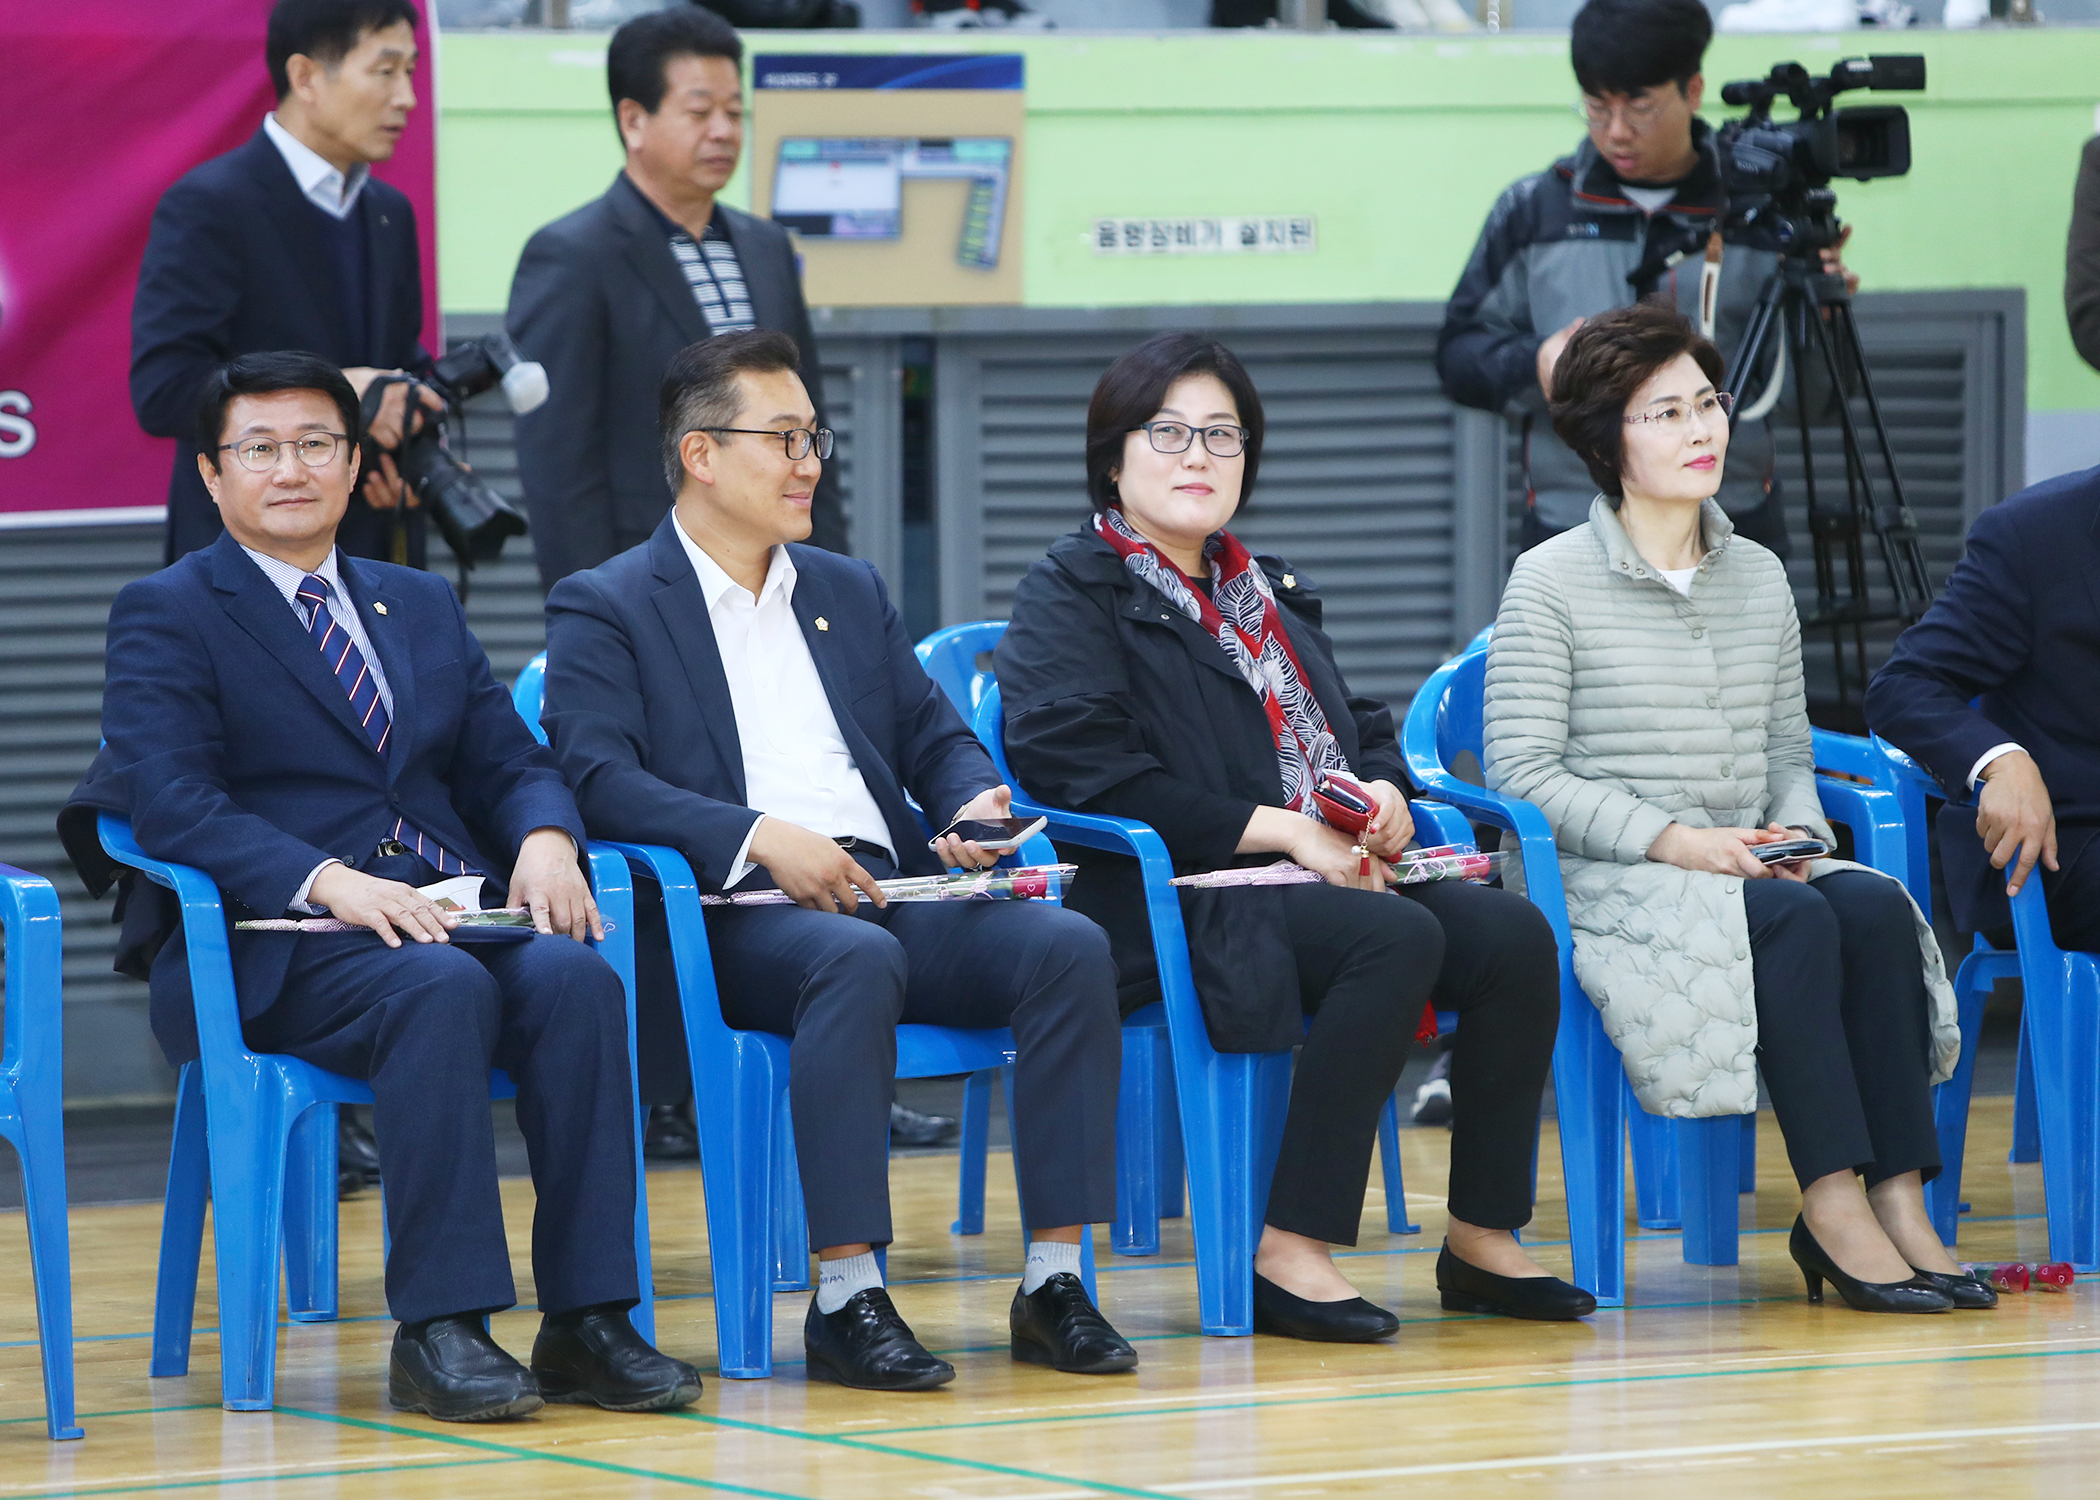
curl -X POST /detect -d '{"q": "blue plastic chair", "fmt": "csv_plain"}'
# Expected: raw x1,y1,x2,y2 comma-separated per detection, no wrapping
0,866,84,1441
97,814,655,1410
975,682,1472,1333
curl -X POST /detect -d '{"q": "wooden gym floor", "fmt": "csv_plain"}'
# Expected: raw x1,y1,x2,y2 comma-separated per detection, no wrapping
2,1095,2095,1499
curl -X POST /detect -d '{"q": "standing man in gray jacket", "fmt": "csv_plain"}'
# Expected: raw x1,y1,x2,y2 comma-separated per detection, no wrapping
1438,0,1855,555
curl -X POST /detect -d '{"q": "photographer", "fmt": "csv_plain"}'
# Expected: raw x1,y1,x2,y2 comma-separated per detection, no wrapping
1438,0,1855,555
132,0,444,569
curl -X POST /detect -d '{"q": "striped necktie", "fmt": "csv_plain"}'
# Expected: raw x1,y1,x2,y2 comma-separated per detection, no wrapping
297,574,476,878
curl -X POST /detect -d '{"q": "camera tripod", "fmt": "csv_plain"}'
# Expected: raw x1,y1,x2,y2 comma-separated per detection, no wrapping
1722,246,1936,723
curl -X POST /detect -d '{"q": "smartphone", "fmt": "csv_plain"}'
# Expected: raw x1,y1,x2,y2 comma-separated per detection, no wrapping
1753,838,1830,865
927,814,1049,854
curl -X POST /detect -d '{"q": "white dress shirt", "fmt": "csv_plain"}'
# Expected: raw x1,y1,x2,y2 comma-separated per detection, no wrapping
1970,742,2025,790
672,522,894,887
263,113,370,220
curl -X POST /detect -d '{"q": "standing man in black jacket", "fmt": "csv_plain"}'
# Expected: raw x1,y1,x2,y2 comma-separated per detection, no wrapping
132,0,444,569
506,7,847,593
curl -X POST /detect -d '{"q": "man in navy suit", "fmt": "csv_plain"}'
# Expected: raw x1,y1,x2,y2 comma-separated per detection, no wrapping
132,0,444,568
61,352,699,1422
1867,469,2100,952
543,330,1135,1390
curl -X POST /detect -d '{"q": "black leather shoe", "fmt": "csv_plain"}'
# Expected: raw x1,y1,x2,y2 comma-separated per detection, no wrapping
531,1303,702,1411
337,1169,365,1201
1789,1216,1954,1313
642,1103,700,1161
389,1315,543,1422
339,1110,382,1184
1436,1244,1596,1321
1251,1271,1399,1343
1010,1273,1138,1374
890,1102,959,1149
805,1288,956,1390
1908,1266,2000,1309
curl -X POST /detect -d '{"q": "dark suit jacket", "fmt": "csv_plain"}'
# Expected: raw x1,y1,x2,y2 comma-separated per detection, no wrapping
507,175,847,590
1866,468,2100,932
131,128,432,567
542,516,986,888
58,533,583,1065
994,527,1413,1052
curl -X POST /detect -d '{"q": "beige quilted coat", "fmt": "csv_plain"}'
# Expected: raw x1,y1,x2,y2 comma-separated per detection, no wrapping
1483,496,1959,1117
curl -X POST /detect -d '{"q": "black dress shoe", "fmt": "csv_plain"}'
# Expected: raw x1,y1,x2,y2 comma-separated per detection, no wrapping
531,1303,703,1411
642,1103,700,1161
1788,1216,1954,1314
1908,1266,2000,1309
339,1109,382,1184
1436,1244,1596,1321
805,1288,956,1390
337,1169,365,1201
389,1315,543,1422
1251,1271,1399,1343
1010,1273,1138,1374
890,1102,959,1149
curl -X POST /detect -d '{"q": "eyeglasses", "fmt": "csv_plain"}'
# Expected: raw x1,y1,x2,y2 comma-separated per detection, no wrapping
1133,421,1250,458
703,426,834,461
218,433,349,472
1624,391,1735,432
1577,93,1672,132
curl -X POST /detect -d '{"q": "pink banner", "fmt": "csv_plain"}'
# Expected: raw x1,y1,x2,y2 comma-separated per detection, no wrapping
0,1,440,523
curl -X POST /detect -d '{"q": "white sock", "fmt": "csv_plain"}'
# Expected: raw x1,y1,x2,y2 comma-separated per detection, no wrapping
1023,1239,1083,1295
816,1251,883,1314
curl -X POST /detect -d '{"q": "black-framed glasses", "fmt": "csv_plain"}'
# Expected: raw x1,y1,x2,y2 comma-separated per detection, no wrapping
218,433,349,472
1133,421,1249,458
702,426,834,461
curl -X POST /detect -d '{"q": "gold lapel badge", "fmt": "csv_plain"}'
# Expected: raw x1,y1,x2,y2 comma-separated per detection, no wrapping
374,602,389,615
1282,574,1297,589
815,616,830,631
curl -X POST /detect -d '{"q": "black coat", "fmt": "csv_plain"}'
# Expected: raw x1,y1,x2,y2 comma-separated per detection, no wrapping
506,175,846,590
131,129,430,567
994,527,1412,1053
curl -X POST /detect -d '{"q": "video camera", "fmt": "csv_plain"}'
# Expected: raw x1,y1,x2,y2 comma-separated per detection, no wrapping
1715,56,1924,250
360,331,545,582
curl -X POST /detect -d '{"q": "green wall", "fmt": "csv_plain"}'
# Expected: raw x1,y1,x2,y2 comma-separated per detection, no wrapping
437,27,2100,410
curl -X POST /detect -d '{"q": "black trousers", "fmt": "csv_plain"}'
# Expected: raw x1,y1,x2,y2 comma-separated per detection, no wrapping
691,883,1123,1250
246,933,640,1325
1743,871,1941,1190
1264,879,1560,1245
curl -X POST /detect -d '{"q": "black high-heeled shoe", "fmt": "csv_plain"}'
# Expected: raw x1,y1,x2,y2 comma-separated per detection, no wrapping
1907,1266,1999,1309
1788,1216,1954,1314
1435,1245,1596,1320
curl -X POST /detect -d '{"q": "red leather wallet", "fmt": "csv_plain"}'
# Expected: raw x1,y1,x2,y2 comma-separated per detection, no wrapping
1311,771,1376,835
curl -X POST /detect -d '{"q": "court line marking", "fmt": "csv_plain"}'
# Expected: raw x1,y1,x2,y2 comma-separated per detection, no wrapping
1156,1420,2100,1489
0,1402,219,1428
0,1455,519,1500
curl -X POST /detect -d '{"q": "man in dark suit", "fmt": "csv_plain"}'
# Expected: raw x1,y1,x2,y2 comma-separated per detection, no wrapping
61,352,700,1422
543,330,1134,1390
507,6,847,594
132,0,445,569
1866,469,2100,952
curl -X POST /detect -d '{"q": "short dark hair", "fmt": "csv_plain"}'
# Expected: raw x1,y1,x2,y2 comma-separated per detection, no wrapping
266,0,421,102
1547,300,1726,498
197,351,362,470
659,328,805,490
1084,333,1265,515
608,6,743,124
1569,0,1710,99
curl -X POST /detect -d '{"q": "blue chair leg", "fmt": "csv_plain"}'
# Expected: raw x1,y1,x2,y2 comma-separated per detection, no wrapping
772,1093,811,1293
1628,1096,1681,1232
1738,1113,1758,1195
12,1106,83,1440
2012,1015,2041,1164
1927,956,1993,1244
281,1104,339,1324
1176,1050,1291,1336
152,1062,210,1379
1378,1093,1420,1235
697,1046,786,1378
1112,1029,1162,1256
1157,1046,1185,1221
951,1067,996,1236
1555,1004,1627,1307
203,1093,296,1410
1678,1116,1741,1267
2031,958,2100,1270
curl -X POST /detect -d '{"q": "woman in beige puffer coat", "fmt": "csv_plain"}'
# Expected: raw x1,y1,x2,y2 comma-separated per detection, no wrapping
1482,302,1989,1316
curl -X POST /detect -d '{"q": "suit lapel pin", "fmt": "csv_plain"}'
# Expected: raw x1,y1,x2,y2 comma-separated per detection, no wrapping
373,602,389,615
1282,574,1297,589
815,616,829,631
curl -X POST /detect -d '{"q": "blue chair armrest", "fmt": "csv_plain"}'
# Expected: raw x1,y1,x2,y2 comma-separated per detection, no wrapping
1410,800,1475,851
0,865,63,1096
1814,777,1910,884
96,813,252,1064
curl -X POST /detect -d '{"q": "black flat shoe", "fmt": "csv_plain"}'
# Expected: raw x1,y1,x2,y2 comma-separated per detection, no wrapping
890,1102,960,1149
1789,1216,1954,1314
642,1103,699,1161
805,1288,956,1391
389,1315,543,1422
1435,1244,1596,1321
1251,1271,1399,1343
531,1304,703,1411
1908,1266,2000,1310
1010,1273,1138,1374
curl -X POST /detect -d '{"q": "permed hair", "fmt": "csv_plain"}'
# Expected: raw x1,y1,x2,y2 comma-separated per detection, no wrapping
659,328,805,491
196,350,362,469
1083,332,1265,515
1547,300,1726,498
265,0,420,102
1569,0,1710,99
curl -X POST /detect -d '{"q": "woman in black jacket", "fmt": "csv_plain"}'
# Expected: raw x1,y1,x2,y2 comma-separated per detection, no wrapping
995,332,1588,1340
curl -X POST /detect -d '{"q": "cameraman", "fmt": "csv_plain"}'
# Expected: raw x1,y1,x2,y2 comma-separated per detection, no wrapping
1438,0,1855,554
132,0,442,568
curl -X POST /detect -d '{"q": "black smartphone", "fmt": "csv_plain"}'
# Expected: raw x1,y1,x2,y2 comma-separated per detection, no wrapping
1753,838,1831,864
927,814,1049,854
